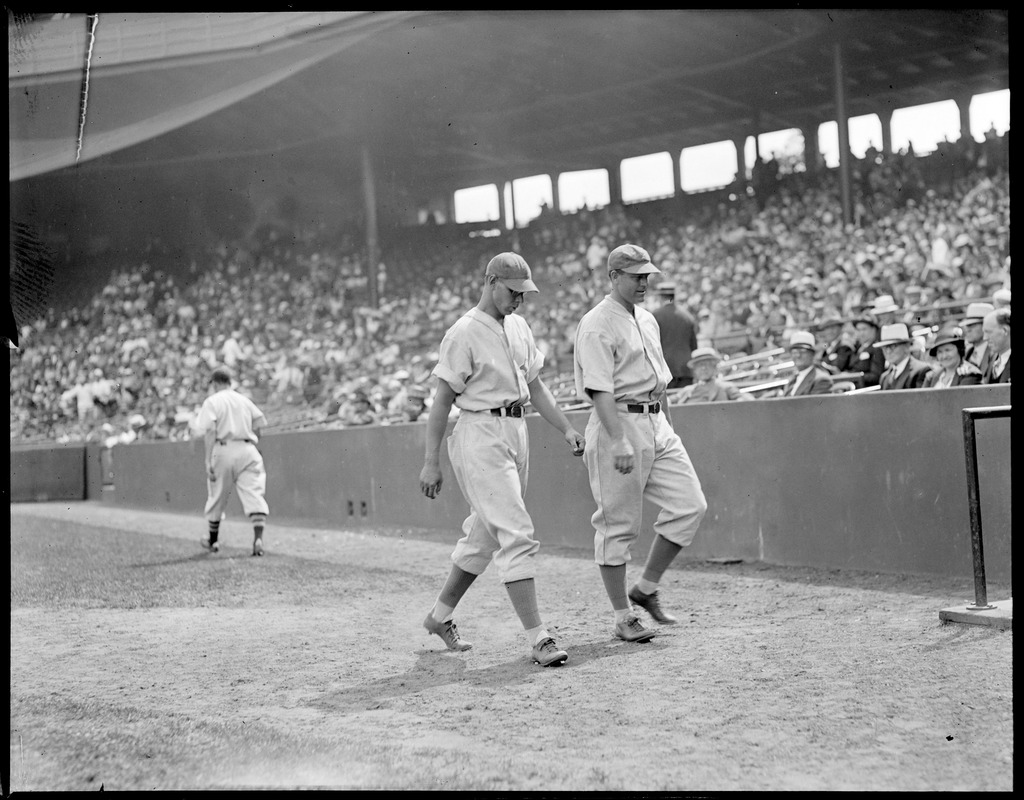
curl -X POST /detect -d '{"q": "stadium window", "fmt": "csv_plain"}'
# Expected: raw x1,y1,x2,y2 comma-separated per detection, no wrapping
621,152,674,204
680,141,737,193
743,128,805,178
818,114,884,168
558,168,610,213
510,174,553,228
969,89,1009,140
453,184,500,224
891,99,959,156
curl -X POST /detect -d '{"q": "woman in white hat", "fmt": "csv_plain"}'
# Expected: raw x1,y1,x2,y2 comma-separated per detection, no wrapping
922,327,982,389
675,348,753,404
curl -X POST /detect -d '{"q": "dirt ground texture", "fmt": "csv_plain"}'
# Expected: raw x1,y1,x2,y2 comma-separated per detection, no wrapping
8,501,1013,792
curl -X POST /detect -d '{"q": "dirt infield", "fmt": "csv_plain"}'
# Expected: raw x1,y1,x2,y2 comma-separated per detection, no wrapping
8,501,1013,792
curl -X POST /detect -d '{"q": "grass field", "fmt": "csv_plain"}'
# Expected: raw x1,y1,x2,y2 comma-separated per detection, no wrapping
8,501,1013,792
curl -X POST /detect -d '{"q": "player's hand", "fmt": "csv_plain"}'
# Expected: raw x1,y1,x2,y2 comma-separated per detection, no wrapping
611,435,634,474
420,464,443,499
565,428,585,456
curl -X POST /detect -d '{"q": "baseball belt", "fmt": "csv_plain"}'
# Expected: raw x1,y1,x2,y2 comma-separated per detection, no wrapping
490,405,525,418
624,402,661,414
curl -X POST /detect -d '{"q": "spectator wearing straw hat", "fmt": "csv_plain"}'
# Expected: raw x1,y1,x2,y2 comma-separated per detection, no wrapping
960,302,994,373
848,312,887,388
874,323,932,390
865,294,903,327
922,327,982,389
992,288,1011,310
779,332,833,397
675,347,753,404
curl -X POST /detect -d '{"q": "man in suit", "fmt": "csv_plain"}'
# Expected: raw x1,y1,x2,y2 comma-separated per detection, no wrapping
874,323,932,390
651,281,699,389
816,312,855,375
780,331,833,396
960,302,994,372
981,308,1011,384
848,313,887,388
675,347,754,403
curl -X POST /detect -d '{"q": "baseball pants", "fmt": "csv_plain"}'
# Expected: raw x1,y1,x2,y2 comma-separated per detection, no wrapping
446,411,540,583
205,440,270,521
584,408,707,566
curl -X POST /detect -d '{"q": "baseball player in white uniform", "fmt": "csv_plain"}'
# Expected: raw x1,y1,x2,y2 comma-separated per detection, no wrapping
419,252,586,667
573,243,708,642
195,366,270,556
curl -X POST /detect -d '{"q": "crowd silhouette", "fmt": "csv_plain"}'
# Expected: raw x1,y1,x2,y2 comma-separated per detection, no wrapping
10,139,1010,447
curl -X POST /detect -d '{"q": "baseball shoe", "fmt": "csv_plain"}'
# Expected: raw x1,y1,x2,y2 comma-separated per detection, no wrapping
423,614,473,651
628,585,678,624
614,613,656,643
252,538,264,557
200,536,219,553
532,637,568,667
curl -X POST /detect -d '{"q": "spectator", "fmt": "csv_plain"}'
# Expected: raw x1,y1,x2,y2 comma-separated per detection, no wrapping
651,281,699,389
875,323,932,390
864,294,904,327
779,332,833,396
922,327,981,389
815,312,855,375
960,302,994,372
338,387,379,426
675,347,753,403
848,313,887,388
981,308,1011,384
992,288,1011,309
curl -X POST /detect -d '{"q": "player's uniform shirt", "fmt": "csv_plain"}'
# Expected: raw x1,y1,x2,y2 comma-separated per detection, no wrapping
573,295,670,404
194,388,266,443
433,308,543,409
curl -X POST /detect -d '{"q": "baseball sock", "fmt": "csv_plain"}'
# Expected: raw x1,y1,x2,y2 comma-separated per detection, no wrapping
505,578,543,631
432,566,477,621
599,564,631,618
207,519,220,544
638,534,683,591
250,513,266,542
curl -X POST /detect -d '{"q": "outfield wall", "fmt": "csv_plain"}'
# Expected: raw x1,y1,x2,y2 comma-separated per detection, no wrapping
11,385,1011,582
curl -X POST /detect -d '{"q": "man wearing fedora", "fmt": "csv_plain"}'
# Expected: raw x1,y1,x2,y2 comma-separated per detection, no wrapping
875,323,932,390
960,301,994,373
981,308,1011,384
865,294,904,327
651,281,699,390
675,347,753,403
780,331,833,396
848,312,887,388
815,312,855,375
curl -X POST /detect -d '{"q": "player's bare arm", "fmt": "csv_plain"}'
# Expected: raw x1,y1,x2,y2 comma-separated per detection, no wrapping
589,389,634,474
527,377,585,456
204,428,217,480
419,379,457,499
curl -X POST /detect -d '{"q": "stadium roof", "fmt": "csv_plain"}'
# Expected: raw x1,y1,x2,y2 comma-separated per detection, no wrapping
10,9,1009,198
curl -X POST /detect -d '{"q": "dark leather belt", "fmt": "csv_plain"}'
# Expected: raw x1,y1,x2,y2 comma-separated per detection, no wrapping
625,402,661,414
490,405,525,418
217,438,253,444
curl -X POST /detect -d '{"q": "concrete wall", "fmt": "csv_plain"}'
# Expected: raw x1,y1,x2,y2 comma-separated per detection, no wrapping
13,385,1011,582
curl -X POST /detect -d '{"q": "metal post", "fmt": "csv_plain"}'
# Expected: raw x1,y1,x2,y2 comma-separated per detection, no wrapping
960,408,993,610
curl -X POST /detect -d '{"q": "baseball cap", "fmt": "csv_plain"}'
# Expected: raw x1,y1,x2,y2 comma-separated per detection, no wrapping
607,244,661,275
486,252,539,293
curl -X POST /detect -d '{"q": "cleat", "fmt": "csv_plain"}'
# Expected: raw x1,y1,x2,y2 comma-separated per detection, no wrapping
614,614,656,643
252,538,264,557
423,614,473,651
200,536,219,553
628,586,678,624
532,637,568,667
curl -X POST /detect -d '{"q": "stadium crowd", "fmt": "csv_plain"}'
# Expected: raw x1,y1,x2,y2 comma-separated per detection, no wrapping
9,137,1010,448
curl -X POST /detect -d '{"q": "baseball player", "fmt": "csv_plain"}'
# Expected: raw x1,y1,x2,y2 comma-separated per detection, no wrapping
573,243,708,642
419,252,586,667
195,365,270,556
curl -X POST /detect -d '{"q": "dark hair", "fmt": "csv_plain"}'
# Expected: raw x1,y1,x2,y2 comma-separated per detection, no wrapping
992,308,1010,328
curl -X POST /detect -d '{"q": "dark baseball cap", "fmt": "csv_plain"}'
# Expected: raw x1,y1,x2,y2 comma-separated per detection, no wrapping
607,243,661,275
486,252,539,293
